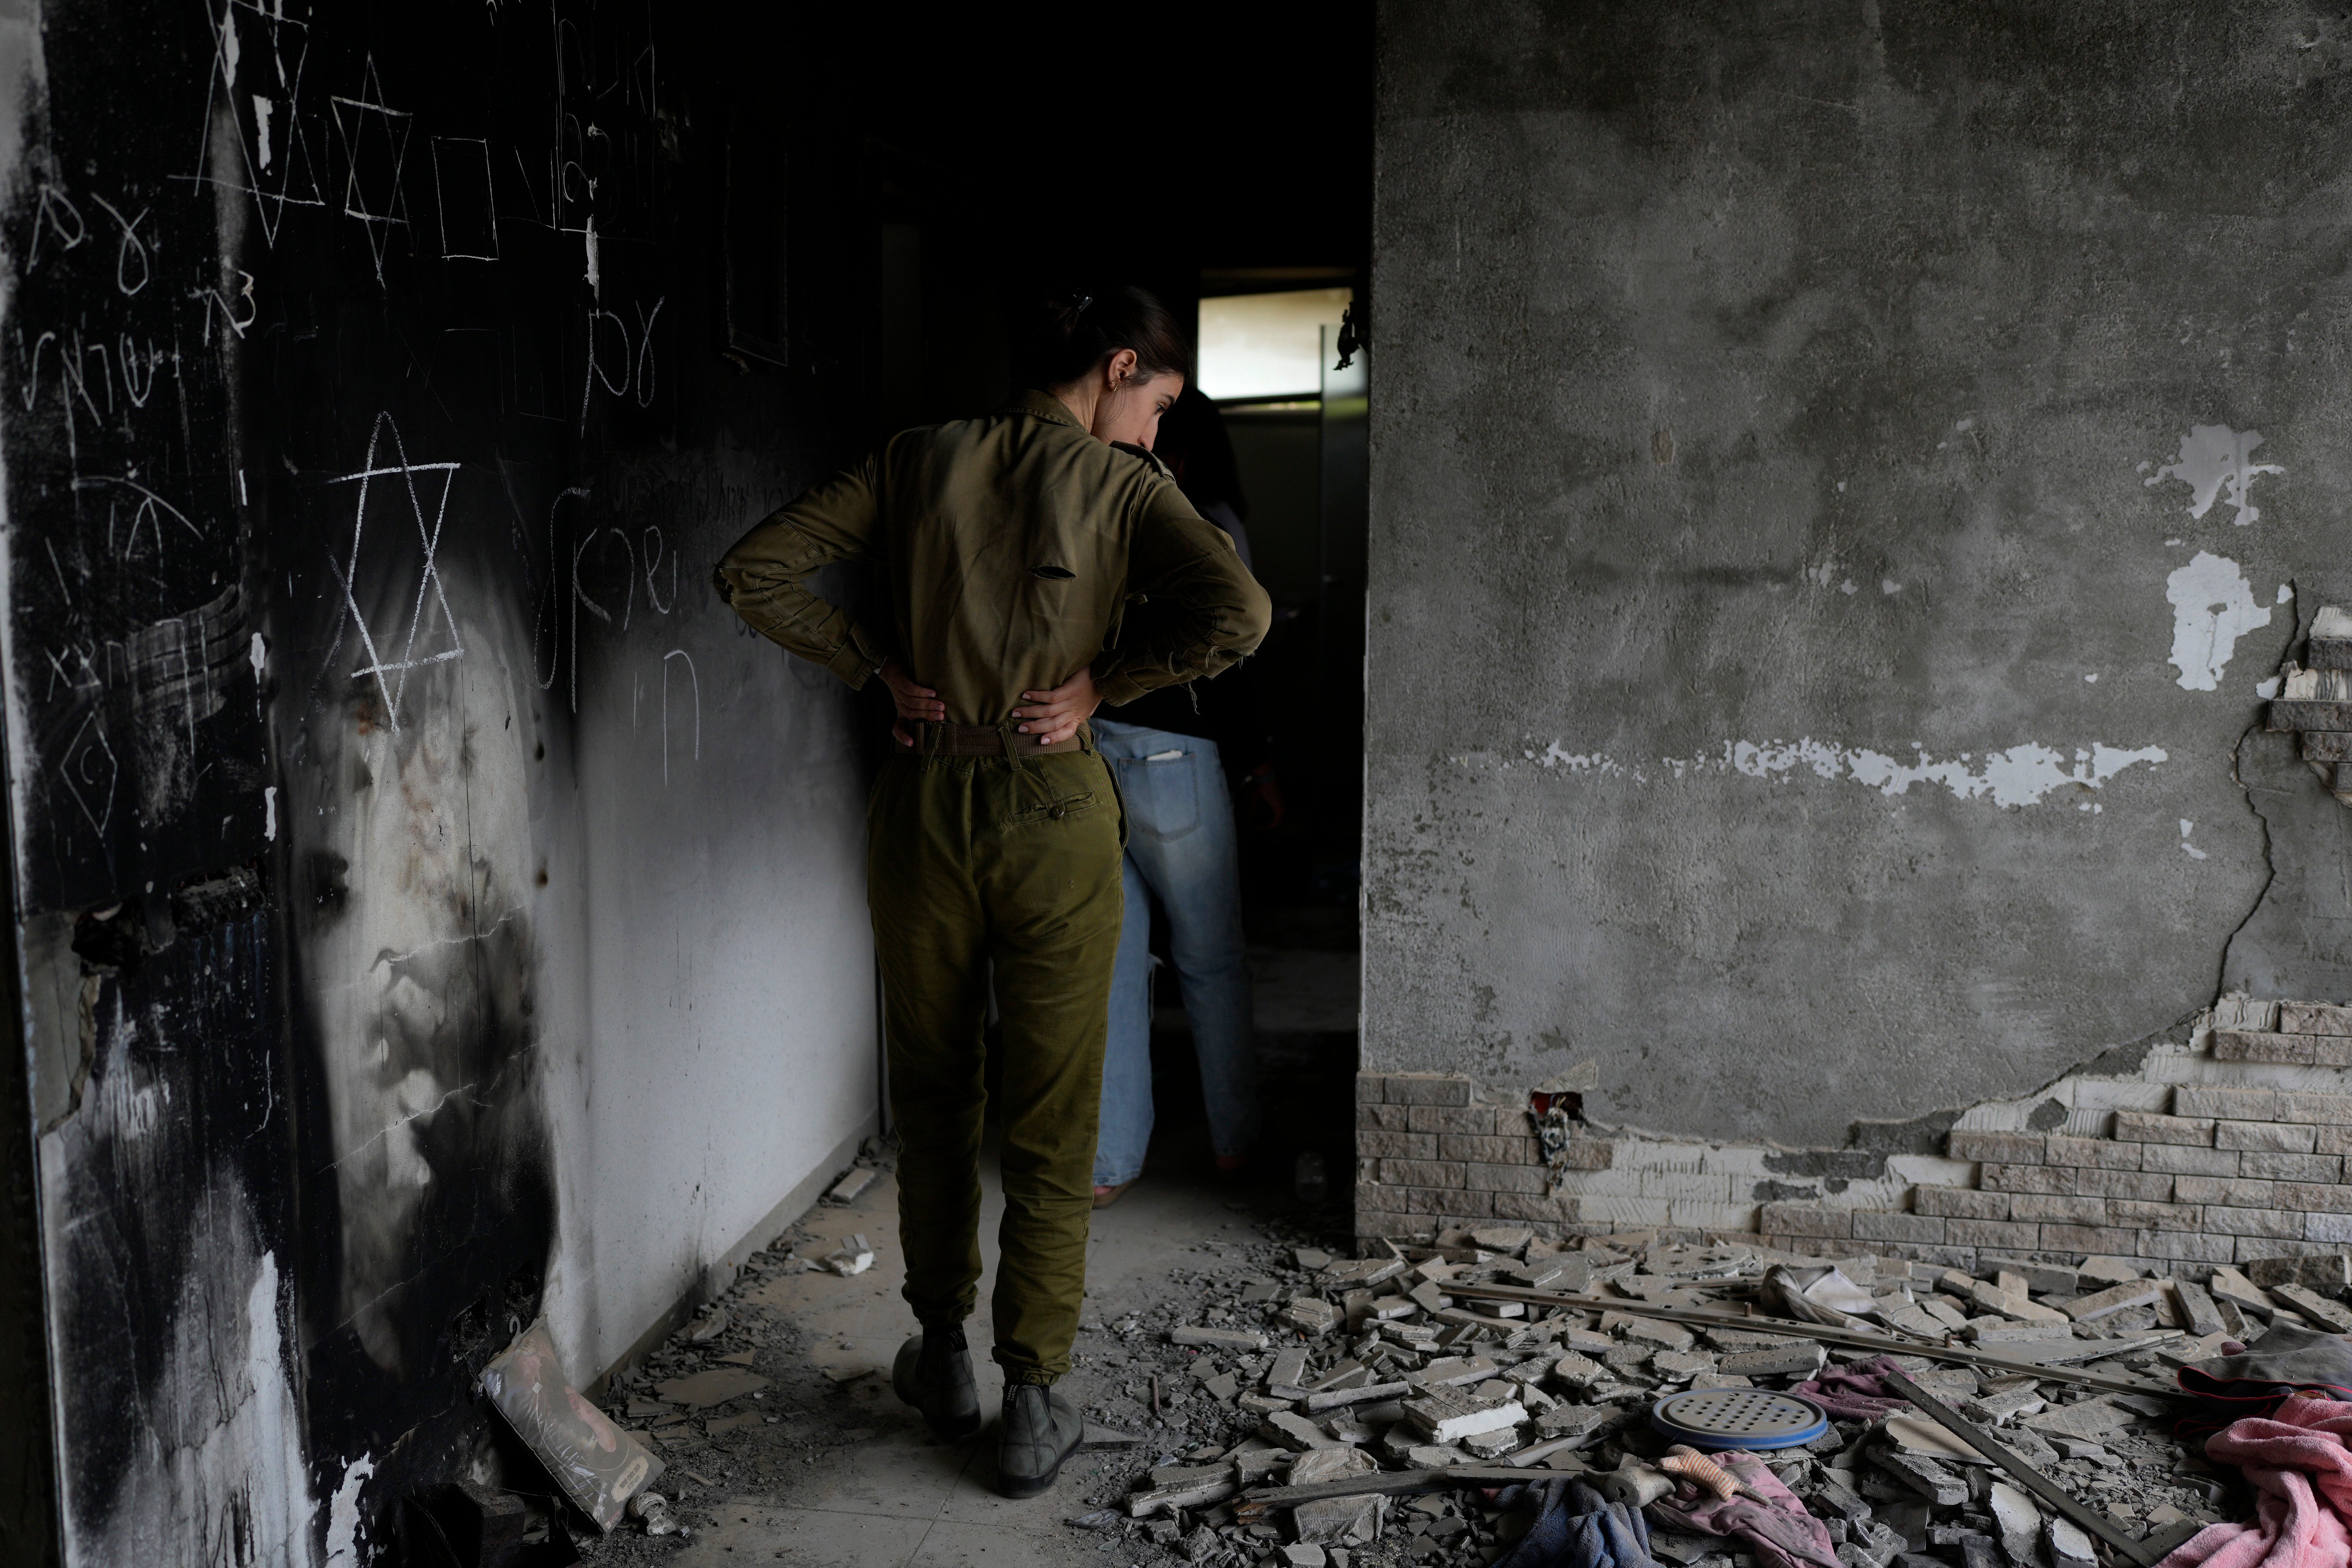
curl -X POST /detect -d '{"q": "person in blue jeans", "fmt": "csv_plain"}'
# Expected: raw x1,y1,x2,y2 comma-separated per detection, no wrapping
1092,389,1277,1205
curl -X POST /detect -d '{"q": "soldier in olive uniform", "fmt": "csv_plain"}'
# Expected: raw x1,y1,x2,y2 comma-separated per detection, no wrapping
714,287,1270,1496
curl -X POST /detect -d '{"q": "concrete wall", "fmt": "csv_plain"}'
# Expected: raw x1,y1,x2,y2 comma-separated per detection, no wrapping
1364,0,2352,1155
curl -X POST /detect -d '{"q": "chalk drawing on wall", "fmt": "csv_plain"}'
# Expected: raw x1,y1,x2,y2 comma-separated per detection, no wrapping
2147,425,2282,526
330,54,414,281
2165,551,2271,691
321,413,464,731
662,648,699,783
191,0,327,244
431,136,499,260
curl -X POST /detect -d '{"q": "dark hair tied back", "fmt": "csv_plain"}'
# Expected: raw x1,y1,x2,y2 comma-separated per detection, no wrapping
1016,285,1189,391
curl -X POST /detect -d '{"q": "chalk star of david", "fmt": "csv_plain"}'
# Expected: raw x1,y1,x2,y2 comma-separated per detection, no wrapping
323,413,463,733
330,53,413,282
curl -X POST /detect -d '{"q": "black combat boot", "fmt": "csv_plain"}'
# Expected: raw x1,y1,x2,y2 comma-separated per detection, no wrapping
995,1381,1083,1498
891,1321,980,1440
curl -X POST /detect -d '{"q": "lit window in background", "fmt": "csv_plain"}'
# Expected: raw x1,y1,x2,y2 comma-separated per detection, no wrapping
1195,288,1353,401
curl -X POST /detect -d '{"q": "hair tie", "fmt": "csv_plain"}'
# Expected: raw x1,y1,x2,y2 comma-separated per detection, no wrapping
1071,294,1093,316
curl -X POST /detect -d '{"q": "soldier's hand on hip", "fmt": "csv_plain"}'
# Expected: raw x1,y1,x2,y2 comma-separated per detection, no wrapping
881,659,946,724
1012,668,1101,747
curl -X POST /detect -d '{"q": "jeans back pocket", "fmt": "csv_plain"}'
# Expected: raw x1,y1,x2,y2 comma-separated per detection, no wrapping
1121,748,1200,841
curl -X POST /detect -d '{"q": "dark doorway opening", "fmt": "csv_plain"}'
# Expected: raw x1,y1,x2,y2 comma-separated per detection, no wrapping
756,8,1375,1206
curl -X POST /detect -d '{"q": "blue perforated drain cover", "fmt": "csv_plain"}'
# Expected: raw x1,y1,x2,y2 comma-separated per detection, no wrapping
1650,1387,1830,1450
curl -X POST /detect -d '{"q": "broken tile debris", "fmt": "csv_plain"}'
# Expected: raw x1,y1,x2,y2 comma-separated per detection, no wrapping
1035,1228,2264,1568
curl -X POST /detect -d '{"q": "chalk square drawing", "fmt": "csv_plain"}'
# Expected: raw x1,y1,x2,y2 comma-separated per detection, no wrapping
432,137,499,261
330,55,413,282
321,414,464,733
190,0,327,244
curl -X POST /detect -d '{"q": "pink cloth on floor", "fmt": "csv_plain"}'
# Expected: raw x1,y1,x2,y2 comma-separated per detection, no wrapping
1649,1451,1843,1568
1791,1354,1910,1421
2158,1393,2352,1568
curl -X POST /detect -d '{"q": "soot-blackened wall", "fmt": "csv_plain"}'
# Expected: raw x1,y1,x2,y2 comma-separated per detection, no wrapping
0,3,878,1562
1366,1,2352,1147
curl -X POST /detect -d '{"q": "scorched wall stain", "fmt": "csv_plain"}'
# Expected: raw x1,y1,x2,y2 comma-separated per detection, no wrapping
0,2,877,1561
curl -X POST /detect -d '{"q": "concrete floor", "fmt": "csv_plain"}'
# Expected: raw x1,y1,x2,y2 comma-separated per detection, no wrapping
604,1157,1275,1568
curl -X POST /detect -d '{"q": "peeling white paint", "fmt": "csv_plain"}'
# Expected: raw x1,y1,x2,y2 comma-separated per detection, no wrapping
2166,551,2271,691
2180,819,2208,860
1520,736,2166,807
64,1219,316,1568
325,1455,375,1567
2257,676,2282,699
2278,583,2296,603
2148,424,2282,525
263,784,276,841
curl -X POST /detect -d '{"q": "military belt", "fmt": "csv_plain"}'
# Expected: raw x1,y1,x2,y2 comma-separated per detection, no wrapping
916,721,1083,757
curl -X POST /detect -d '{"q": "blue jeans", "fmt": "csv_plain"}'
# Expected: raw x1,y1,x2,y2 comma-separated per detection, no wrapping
1090,720,1259,1186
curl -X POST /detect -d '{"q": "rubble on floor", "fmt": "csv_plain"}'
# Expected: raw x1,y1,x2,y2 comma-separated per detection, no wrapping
1067,1228,2277,1568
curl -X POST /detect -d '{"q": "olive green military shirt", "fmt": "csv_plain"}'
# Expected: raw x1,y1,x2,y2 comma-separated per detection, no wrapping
713,390,1272,723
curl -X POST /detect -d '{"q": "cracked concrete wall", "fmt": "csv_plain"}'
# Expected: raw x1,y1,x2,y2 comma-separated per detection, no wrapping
1366,0,2352,1148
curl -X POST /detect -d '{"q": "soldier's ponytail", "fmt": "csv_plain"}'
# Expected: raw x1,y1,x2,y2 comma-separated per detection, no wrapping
1015,286,1189,390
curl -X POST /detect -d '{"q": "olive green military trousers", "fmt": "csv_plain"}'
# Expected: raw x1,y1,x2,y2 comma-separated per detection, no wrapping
867,736,1124,1385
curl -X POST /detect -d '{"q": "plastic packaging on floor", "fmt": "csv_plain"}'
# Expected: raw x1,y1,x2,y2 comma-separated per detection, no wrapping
481,1317,665,1531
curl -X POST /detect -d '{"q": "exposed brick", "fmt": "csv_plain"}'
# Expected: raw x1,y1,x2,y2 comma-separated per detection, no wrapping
1357,1073,1387,1105
1947,1130,2048,1163
2068,1167,2176,1201
2109,1199,2202,1230
1947,1219,2040,1250
1359,1131,1439,1160
1914,1185,2010,1220
2278,1091,2352,1126
1759,1203,1852,1238
2281,1182,2352,1214
1357,1214,1442,1240
2044,1137,2144,1171
2140,1143,2240,1176
2282,1002,2352,1037
1355,1180,1406,1213
2008,1194,2110,1224
2175,1175,2273,1206
2242,1153,2344,1182
2175,1086,2281,1120
2318,1126,2352,1157
2113,1112,2215,1147
2316,1038,2352,1068
1439,1133,1539,1164
1491,1190,1581,1223
2040,1224,2138,1255
1382,1073,1473,1107
1407,1104,1503,1135
2206,1206,2303,1239
1462,1161,1550,1195
1852,1211,1947,1245
2239,1235,2331,1264
2217,1120,2319,1153
2308,1213,2352,1245
1558,1139,1614,1172
1411,1186,1491,1218
2138,1230,2237,1263
1382,1158,1469,1188
1357,1103,1411,1132
2213,1030,2320,1065
1980,1163,2071,1195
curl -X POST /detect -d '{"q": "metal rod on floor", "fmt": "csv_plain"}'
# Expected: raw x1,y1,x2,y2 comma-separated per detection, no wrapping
1441,1283,2175,1397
